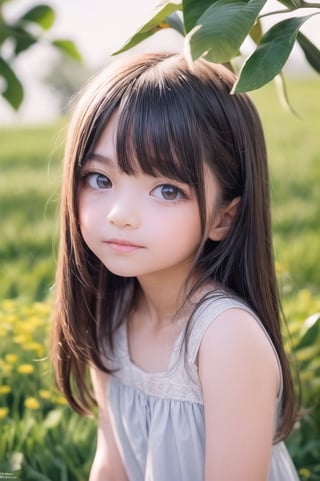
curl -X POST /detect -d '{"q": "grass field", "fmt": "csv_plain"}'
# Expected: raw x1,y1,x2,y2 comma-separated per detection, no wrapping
0,121,65,300
252,79,320,294
0,77,320,480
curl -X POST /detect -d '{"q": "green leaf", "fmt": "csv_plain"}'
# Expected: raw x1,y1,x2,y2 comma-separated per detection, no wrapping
112,2,183,55
249,18,263,44
51,39,82,61
19,4,55,30
185,0,268,64
183,0,215,32
0,56,23,109
278,0,304,9
0,23,10,45
297,31,320,74
232,14,318,93
274,72,299,116
9,26,37,55
297,314,320,350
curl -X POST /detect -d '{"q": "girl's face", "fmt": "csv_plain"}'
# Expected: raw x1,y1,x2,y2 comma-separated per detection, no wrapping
78,115,221,284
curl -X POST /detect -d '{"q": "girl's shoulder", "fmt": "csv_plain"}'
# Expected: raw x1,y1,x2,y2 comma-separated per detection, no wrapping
188,291,251,359
188,290,282,398
189,291,269,350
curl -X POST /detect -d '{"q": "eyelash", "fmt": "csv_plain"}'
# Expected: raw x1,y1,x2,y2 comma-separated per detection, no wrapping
80,172,112,189
150,184,188,201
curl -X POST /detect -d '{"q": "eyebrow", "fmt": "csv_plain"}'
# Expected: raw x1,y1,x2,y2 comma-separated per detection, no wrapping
86,152,113,164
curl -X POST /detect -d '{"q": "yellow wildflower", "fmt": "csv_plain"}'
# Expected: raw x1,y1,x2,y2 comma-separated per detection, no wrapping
39,390,51,399
34,302,51,315
55,396,68,405
0,407,9,419
13,334,29,344
17,364,34,374
22,342,44,356
0,360,12,374
299,467,311,478
2,299,15,311
298,289,312,306
6,314,17,324
5,354,18,364
275,261,286,274
21,305,33,316
22,316,43,332
25,397,40,410
0,385,11,395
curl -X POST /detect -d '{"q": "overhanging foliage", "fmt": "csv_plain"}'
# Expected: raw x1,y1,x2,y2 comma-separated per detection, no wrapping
114,0,320,107
0,1,82,110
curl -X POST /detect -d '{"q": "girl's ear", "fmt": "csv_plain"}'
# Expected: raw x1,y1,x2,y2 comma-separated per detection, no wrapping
208,197,241,241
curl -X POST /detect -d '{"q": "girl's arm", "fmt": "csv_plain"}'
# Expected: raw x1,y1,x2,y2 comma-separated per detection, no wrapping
89,366,129,481
198,308,280,481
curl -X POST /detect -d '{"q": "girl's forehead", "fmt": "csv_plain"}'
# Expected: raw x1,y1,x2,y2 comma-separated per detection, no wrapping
86,151,142,177
91,115,141,173
96,111,119,149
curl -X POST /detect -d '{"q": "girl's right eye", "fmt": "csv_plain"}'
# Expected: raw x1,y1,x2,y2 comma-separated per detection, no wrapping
82,173,112,190
150,184,186,201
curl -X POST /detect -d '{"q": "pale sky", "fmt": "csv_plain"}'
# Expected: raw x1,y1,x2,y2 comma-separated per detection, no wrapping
1,0,319,125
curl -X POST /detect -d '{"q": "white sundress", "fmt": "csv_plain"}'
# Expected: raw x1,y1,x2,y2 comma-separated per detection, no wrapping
106,294,300,481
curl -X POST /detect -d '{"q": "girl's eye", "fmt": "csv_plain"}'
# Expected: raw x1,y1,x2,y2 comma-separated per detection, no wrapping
83,173,112,190
151,184,185,201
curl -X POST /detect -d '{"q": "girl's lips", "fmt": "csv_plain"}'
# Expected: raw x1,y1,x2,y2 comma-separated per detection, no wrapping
105,239,143,253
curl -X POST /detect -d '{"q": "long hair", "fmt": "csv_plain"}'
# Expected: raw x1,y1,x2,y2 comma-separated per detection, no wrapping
51,52,296,439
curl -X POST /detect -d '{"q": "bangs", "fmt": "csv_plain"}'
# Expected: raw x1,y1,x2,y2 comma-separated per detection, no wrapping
115,75,204,186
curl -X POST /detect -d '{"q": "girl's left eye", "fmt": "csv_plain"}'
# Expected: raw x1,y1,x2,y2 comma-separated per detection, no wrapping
83,173,112,190
150,184,185,201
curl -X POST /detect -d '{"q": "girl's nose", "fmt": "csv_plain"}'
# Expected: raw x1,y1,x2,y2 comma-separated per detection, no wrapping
107,202,139,229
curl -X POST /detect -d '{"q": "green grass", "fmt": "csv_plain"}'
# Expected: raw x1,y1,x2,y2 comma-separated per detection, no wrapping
252,78,320,295
0,123,65,300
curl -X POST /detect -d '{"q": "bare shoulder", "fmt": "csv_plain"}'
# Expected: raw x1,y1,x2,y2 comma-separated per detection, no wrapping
199,307,280,394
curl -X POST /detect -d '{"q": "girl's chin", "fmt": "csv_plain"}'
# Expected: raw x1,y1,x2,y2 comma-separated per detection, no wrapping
100,262,141,278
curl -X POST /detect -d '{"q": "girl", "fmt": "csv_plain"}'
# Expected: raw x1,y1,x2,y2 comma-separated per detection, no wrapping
52,52,300,481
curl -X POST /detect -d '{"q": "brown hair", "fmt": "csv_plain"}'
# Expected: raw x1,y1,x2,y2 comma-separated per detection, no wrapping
51,52,297,440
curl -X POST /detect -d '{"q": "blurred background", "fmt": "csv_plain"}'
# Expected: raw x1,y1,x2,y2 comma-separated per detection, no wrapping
0,0,183,125
0,1,320,480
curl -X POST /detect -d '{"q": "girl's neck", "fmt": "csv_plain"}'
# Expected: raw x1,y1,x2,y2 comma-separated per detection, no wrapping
135,271,215,328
